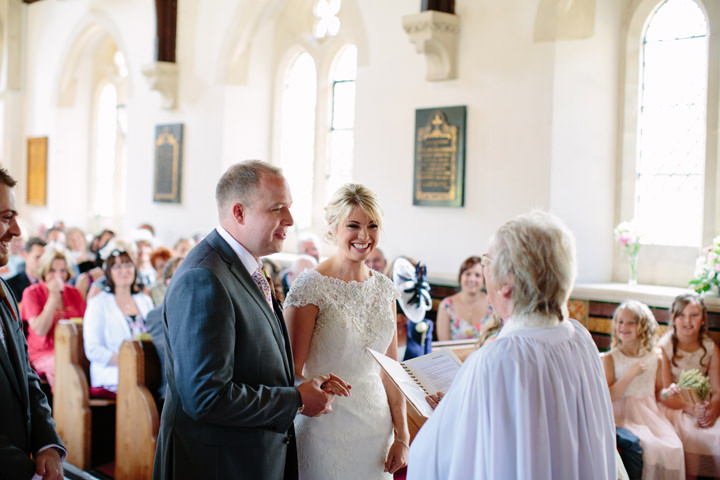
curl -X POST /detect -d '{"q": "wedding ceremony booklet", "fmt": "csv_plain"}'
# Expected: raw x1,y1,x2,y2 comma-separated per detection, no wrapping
367,348,463,418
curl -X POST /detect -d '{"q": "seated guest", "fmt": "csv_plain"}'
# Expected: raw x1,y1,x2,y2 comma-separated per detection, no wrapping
83,249,153,394
149,256,184,307
408,211,617,479
602,301,685,479
8,236,46,302
20,247,86,389
172,237,195,258
436,256,492,340
44,226,66,249
145,256,184,407
296,231,320,262
65,227,94,274
658,293,720,477
280,254,318,299
389,256,433,361
150,247,173,282
365,247,387,273
133,229,156,288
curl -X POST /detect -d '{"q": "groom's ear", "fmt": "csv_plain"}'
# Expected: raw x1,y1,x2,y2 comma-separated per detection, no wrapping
232,203,245,224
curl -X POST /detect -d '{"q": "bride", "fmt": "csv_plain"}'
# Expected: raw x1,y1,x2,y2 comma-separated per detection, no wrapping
284,184,409,479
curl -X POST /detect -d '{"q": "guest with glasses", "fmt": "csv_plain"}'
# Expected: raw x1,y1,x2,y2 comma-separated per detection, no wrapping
83,249,153,396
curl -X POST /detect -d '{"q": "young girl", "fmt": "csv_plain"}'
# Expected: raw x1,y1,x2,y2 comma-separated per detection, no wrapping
658,293,720,478
601,300,685,480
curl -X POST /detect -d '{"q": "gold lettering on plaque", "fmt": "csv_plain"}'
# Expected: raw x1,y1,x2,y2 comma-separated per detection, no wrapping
155,127,179,200
415,111,458,202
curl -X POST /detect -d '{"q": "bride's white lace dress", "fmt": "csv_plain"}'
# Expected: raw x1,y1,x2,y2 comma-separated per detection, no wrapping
285,270,398,480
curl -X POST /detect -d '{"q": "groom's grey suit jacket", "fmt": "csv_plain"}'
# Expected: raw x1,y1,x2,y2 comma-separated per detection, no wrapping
153,230,300,480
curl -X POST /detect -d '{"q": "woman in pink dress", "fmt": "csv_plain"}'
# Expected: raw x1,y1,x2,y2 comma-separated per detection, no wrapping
20,247,86,389
658,293,720,478
601,300,684,480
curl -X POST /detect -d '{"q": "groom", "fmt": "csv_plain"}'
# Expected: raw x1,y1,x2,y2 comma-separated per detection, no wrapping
154,161,349,480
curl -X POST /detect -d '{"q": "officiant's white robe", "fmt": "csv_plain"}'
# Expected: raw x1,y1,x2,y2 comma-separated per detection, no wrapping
407,318,616,480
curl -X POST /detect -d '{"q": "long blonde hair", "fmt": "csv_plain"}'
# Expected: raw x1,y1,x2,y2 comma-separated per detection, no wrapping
610,301,658,355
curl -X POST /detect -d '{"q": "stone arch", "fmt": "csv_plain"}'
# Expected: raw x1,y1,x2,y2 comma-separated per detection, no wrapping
534,0,596,42
56,11,131,107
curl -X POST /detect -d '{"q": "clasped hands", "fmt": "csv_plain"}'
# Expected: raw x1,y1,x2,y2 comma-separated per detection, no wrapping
297,373,351,417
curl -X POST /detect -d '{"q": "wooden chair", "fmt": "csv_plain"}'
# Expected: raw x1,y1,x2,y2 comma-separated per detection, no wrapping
53,320,116,470
115,339,161,480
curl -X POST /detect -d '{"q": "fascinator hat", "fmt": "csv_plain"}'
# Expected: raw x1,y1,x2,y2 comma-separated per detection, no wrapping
392,257,432,324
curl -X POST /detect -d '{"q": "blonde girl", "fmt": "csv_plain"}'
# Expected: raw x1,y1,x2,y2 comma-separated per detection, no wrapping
601,300,684,480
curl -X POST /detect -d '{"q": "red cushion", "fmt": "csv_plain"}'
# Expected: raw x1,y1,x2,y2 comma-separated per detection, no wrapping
89,386,117,400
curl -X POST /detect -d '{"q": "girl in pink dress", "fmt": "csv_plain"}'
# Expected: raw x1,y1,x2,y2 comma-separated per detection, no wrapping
658,293,720,478
601,300,684,480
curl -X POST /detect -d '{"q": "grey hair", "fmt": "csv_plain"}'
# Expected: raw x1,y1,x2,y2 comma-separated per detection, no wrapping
215,160,283,214
488,210,577,321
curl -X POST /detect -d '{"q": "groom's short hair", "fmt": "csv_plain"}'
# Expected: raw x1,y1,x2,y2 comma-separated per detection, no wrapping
215,160,283,214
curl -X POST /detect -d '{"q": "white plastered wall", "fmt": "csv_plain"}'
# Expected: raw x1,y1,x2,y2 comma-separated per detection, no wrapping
11,0,633,282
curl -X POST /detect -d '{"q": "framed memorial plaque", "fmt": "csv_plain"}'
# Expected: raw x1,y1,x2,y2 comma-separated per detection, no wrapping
153,123,183,203
412,106,466,207
27,137,48,206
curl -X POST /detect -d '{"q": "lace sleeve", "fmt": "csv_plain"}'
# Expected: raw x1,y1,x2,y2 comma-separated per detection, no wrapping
284,270,324,309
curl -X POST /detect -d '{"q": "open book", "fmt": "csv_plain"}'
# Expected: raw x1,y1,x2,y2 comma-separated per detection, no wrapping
368,348,462,418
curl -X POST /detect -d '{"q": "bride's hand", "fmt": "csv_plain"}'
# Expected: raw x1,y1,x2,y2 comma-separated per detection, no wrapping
384,438,409,474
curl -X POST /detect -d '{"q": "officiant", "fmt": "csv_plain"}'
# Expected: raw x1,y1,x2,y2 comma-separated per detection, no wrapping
407,210,618,479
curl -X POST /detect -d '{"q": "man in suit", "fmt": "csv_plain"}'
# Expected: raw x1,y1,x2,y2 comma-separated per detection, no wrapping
154,161,349,480
7,236,46,302
0,168,65,480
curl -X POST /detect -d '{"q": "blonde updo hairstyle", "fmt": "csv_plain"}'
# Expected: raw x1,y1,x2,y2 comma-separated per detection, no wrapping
324,184,384,244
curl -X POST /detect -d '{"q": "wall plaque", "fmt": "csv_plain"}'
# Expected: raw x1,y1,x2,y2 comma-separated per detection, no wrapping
27,137,48,206
153,123,183,203
413,106,466,207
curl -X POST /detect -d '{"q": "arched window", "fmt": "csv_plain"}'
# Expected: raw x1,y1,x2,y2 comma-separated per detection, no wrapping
635,0,708,247
279,52,317,229
325,45,357,202
92,81,118,219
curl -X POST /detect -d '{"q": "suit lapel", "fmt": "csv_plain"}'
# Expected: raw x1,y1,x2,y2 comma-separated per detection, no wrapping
0,282,26,402
206,232,294,380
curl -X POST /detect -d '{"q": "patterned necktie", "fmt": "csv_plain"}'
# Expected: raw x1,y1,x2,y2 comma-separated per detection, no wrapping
251,267,274,309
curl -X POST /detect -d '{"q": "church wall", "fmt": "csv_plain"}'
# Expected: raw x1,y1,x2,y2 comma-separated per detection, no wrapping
15,0,623,282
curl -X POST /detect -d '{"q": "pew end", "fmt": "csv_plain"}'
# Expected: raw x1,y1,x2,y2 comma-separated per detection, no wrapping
53,320,116,470
116,338,161,480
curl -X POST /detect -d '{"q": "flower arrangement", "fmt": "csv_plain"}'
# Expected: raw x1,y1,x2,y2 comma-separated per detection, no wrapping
689,235,720,294
614,220,642,285
677,368,712,403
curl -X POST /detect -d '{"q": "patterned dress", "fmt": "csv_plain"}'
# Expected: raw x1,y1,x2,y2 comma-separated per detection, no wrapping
609,349,685,480
659,332,720,477
439,296,491,340
285,270,398,480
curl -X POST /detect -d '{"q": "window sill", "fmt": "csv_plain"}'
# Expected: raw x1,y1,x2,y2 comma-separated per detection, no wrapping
572,282,720,312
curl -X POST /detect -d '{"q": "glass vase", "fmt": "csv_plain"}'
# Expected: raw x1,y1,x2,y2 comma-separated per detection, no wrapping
628,253,638,286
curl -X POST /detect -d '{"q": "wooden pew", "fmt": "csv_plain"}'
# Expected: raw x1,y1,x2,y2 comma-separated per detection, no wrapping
115,339,161,480
53,320,116,470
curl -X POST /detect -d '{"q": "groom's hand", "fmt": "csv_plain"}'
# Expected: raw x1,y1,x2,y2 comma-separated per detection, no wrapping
297,374,351,417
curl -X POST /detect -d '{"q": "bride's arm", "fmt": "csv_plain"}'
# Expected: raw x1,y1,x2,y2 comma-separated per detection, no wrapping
285,304,319,381
382,302,409,474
